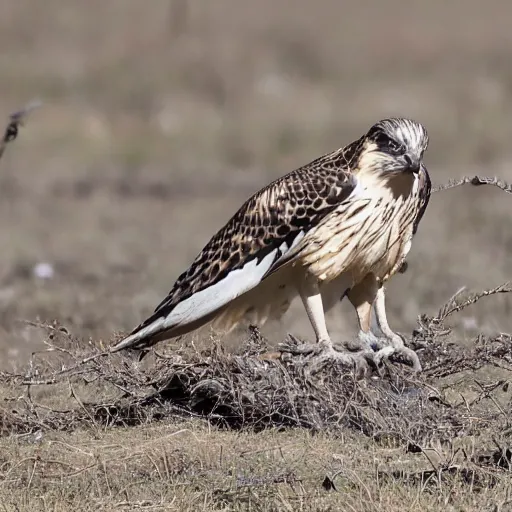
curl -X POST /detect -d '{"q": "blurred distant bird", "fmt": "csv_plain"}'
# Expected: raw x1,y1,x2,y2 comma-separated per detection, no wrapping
112,118,431,372
0,100,41,161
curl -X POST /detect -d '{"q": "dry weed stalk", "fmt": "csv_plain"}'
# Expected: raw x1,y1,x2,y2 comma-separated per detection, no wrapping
415,281,512,344
436,282,512,324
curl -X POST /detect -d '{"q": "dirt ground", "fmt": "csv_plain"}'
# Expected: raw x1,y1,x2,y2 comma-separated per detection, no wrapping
0,1,511,510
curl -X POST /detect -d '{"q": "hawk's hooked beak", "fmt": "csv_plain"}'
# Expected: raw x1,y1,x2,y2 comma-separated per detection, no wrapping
402,154,421,175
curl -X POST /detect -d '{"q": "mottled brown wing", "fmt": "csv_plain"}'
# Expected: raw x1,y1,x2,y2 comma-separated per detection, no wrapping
130,144,362,337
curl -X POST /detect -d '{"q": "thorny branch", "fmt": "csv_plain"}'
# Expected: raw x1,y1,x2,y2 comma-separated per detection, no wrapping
414,281,512,344
433,175,512,194
435,282,512,323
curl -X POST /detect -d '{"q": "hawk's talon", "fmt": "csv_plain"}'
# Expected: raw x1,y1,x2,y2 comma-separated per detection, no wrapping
281,335,368,357
372,339,422,372
358,330,386,351
279,334,323,356
391,345,422,372
282,331,422,374
282,342,321,356
280,336,376,378
305,345,373,379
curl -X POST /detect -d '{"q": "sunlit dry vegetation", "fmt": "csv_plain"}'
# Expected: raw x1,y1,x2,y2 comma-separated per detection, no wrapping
0,1,512,510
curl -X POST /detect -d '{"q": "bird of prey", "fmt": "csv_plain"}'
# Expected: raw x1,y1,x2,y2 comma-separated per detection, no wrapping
0,99,41,162
111,117,431,372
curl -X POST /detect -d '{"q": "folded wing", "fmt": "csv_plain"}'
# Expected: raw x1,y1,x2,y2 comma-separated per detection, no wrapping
111,147,360,352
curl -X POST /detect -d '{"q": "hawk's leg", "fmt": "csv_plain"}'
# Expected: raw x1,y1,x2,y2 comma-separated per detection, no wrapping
370,286,422,372
345,276,421,371
283,277,373,375
346,274,395,360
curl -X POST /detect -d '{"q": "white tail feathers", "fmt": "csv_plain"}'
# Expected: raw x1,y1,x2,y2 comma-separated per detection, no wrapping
110,248,280,352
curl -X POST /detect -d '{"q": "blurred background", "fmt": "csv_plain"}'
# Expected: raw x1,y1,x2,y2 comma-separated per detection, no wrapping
0,0,511,367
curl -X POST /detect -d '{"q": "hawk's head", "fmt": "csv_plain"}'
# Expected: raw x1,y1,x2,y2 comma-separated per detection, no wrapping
359,118,429,176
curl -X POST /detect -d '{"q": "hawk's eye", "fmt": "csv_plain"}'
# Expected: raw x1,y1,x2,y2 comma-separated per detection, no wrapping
387,139,405,156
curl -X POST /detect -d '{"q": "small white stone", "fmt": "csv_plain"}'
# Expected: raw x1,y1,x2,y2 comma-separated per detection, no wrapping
33,262,55,280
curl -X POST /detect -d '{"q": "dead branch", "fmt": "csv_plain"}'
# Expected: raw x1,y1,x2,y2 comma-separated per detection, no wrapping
413,282,512,346
21,351,109,386
433,175,512,194
3,323,512,445
437,282,512,323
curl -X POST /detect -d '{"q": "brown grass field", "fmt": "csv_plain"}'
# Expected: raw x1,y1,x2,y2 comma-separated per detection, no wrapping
0,1,512,510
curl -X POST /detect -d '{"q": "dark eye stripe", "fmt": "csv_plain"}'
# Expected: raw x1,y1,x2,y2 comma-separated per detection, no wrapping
388,140,401,153
373,132,405,155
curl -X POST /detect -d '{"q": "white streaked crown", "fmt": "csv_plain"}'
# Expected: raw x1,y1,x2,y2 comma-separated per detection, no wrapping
372,118,429,156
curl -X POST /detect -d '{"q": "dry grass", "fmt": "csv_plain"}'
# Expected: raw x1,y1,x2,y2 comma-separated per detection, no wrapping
0,285,510,511
0,1,512,510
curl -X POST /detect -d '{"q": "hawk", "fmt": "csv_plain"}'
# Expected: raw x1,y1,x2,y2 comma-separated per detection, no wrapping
111,118,431,372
